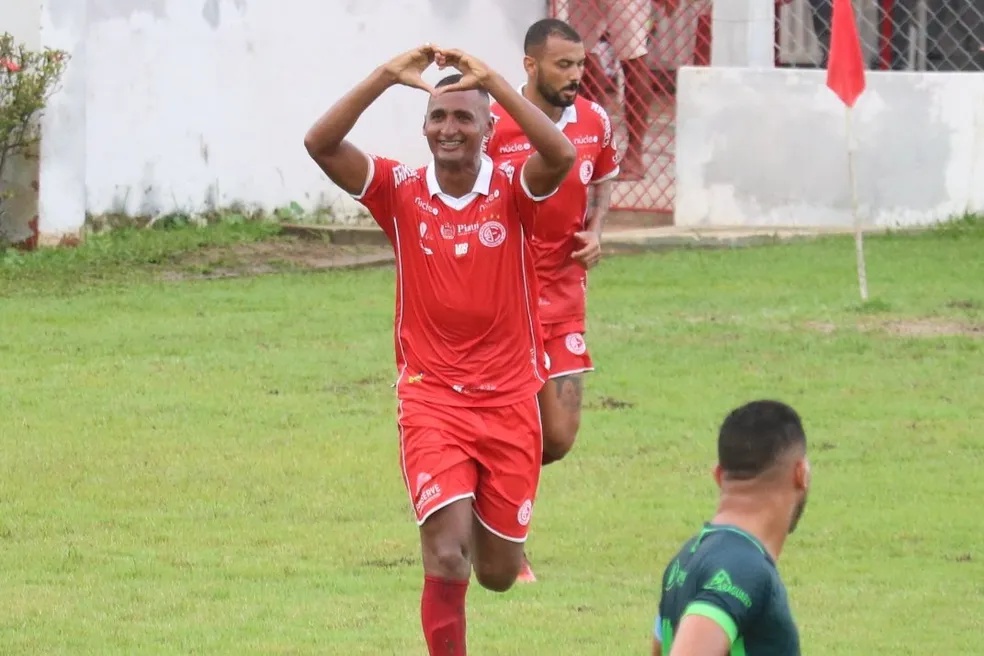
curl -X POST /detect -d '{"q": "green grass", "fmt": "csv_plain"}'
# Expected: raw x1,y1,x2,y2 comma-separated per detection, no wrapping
0,220,283,294
2,221,983,654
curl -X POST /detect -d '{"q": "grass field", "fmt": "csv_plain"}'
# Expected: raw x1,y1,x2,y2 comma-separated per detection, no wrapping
2,220,983,654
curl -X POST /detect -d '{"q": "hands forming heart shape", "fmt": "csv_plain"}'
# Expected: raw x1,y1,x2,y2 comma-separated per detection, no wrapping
382,44,491,97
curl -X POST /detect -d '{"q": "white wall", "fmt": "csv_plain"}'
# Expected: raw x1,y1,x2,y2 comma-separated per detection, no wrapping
675,66,984,228
1,0,41,244
37,0,545,240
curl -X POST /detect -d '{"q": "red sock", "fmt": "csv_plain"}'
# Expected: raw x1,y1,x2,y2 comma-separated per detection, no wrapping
421,575,468,656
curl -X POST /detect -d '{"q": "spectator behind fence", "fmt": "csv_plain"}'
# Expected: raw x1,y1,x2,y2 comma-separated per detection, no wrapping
568,0,654,180
805,0,929,70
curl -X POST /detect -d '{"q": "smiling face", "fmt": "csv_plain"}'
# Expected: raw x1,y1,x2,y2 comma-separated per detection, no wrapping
422,89,493,169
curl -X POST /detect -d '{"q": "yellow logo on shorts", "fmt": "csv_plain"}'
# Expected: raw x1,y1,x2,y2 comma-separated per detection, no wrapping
407,372,425,384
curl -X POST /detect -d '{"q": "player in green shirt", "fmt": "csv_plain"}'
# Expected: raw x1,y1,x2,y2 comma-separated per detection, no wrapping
651,400,811,655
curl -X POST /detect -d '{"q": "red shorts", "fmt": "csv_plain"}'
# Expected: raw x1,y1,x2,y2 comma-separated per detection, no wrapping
544,331,594,380
398,397,543,542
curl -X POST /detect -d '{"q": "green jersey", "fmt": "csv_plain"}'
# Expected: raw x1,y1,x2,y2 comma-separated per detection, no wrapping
655,523,800,655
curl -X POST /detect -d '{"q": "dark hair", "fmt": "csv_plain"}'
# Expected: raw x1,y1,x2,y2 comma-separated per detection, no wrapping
435,73,489,98
718,401,807,480
523,18,582,55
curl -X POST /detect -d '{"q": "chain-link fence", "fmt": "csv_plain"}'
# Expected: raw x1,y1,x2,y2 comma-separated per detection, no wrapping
777,0,984,71
549,0,712,216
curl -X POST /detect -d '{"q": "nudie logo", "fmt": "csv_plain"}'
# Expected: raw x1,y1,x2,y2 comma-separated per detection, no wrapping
499,142,531,154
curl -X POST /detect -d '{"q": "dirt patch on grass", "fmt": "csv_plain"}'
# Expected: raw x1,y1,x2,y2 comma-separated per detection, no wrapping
803,318,983,338
159,237,393,281
803,321,838,334
874,319,984,338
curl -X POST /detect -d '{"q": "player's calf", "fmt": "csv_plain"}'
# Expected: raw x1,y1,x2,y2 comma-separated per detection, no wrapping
472,519,527,592
538,374,584,464
418,500,474,656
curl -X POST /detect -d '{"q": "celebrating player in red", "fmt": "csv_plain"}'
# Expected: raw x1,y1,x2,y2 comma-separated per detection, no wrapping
483,19,619,583
304,45,575,655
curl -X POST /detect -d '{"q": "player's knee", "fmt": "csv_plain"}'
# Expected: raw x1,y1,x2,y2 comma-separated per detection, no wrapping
422,538,472,580
473,559,519,593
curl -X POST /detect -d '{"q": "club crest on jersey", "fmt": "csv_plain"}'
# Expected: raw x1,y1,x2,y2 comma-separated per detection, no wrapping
479,221,506,248
517,499,533,526
440,223,455,240
579,161,594,184
565,333,587,355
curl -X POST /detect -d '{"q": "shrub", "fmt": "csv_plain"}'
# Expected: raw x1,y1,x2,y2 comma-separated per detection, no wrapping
0,32,68,246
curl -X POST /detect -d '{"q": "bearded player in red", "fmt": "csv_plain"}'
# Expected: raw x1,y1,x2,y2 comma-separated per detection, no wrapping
483,19,619,583
304,45,575,655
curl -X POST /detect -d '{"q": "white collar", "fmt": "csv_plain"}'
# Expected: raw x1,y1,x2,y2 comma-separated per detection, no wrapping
425,154,494,199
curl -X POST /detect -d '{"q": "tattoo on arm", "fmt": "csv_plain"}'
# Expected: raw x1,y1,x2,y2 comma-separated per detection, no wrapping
555,375,584,413
586,183,611,234
588,188,602,215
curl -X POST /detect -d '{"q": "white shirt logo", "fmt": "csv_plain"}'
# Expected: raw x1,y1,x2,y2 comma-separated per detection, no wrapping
517,499,533,526
565,333,587,355
415,198,439,215
579,161,594,185
499,142,531,154
394,164,418,187
419,222,433,255
478,221,507,248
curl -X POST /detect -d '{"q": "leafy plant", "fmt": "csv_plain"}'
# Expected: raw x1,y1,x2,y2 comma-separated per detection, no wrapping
0,32,69,245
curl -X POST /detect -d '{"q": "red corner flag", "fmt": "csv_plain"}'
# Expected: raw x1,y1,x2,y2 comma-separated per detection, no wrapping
826,0,866,107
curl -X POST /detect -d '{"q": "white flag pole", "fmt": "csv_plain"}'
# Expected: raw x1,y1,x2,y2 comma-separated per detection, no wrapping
845,107,868,301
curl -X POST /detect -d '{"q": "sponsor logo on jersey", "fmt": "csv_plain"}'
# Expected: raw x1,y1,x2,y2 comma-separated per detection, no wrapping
393,164,418,187
589,101,613,148
704,570,753,608
414,197,439,215
499,141,531,154
416,483,442,512
478,188,501,212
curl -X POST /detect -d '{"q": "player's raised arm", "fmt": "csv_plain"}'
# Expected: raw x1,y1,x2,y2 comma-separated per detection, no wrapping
304,46,437,195
434,49,576,198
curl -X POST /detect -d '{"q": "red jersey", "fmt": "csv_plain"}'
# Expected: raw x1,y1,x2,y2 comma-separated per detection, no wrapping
352,153,549,407
484,95,619,335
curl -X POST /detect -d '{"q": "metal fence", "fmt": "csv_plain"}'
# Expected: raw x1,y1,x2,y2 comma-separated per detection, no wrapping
550,0,983,217
549,0,712,215
777,0,984,71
